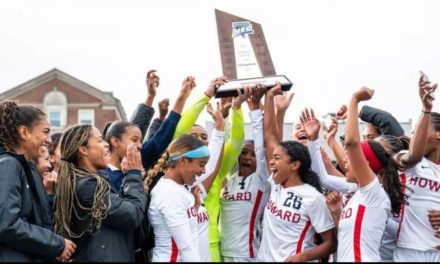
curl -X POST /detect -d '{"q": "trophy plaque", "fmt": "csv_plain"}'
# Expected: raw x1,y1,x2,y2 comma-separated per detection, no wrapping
215,9,292,98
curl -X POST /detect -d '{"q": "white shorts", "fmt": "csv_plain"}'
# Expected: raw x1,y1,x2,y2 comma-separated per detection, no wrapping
222,256,256,262
393,247,440,262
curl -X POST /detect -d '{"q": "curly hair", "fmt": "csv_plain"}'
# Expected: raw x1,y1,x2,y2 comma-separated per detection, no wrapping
279,141,323,193
0,101,46,149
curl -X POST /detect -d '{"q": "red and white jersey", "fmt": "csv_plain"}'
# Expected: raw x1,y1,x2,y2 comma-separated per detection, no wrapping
396,157,440,251
220,170,270,258
379,173,406,261
197,185,211,262
257,176,335,262
337,177,391,262
149,178,199,262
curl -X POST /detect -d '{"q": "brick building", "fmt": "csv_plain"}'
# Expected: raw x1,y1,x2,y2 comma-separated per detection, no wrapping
0,68,126,132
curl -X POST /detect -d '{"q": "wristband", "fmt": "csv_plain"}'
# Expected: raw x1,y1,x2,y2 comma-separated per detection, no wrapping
422,110,431,114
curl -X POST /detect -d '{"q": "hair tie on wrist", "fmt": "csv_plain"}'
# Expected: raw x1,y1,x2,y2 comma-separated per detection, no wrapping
422,110,431,114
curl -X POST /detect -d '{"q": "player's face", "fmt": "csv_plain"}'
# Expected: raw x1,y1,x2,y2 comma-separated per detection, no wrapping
115,126,142,158
425,121,440,155
82,127,109,171
362,123,380,141
181,157,209,185
238,143,256,177
37,146,52,176
270,146,294,185
291,120,308,146
190,126,209,146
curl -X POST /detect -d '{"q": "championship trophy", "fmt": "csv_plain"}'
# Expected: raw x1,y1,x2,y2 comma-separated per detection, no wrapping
215,9,292,98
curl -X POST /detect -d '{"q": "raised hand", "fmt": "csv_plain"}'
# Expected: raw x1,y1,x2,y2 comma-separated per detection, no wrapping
232,86,252,110
220,97,233,119
419,75,438,112
207,102,225,131
246,84,267,111
300,108,321,141
326,191,342,212
121,143,143,172
158,98,169,121
353,87,374,102
335,104,347,120
205,76,228,98
274,91,295,113
179,76,197,99
146,69,160,97
268,82,283,97
323,117,338,142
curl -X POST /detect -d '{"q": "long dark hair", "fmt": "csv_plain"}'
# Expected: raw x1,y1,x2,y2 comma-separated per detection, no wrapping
367,140,403,214
279,141,323,193
102,121,137,152
48,132,63,156
0,101,46,150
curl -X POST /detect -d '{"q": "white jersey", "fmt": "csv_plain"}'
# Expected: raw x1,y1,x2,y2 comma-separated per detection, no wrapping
396,157,440,252
220,108,270,259
379,173,406,261
197,185,211,262
220,171,270,258
149,178,199,262
257,177,335,262
337,177,391,262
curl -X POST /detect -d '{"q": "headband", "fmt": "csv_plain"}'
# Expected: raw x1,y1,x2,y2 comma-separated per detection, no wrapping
361,141,384,174
168,146,210,161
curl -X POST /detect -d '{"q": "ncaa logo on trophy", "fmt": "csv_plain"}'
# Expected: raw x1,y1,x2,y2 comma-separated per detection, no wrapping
214,9,292,98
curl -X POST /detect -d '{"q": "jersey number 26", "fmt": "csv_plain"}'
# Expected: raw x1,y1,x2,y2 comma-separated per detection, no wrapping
283,191,302,210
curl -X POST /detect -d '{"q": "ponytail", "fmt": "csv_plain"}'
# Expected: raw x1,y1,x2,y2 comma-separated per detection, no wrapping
145,151,169,192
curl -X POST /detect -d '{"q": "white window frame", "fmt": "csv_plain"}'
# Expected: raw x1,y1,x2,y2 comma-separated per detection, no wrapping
43,90,68,129
78,109,95,126
49,110,62,128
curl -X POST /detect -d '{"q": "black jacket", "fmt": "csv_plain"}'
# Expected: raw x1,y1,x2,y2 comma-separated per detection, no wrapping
71,169,146,262
359,105,405,137
0,150,65,262
130,103,155,141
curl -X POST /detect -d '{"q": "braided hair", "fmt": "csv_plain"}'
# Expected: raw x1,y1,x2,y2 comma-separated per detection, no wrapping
145,134,205,192
54,124,111,239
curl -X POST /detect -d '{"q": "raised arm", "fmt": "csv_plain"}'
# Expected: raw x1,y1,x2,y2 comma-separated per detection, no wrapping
130,70,159,139
140,76,196,169
145,98,169,141
264,83,283,169
323,116,348,174
344,87,376,187
246,85,270,180
197,102,226,192
359,105,404,137
274,91,294,141
173,76,227,139
301,109,358,193
398,76,437,168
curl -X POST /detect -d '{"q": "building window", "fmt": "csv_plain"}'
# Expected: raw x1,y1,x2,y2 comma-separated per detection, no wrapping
49,111,61,128
43,90,68,130
78,109,95,125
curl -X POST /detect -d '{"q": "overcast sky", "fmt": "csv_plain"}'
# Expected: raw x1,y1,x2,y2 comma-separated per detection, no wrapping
1,0,439,128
